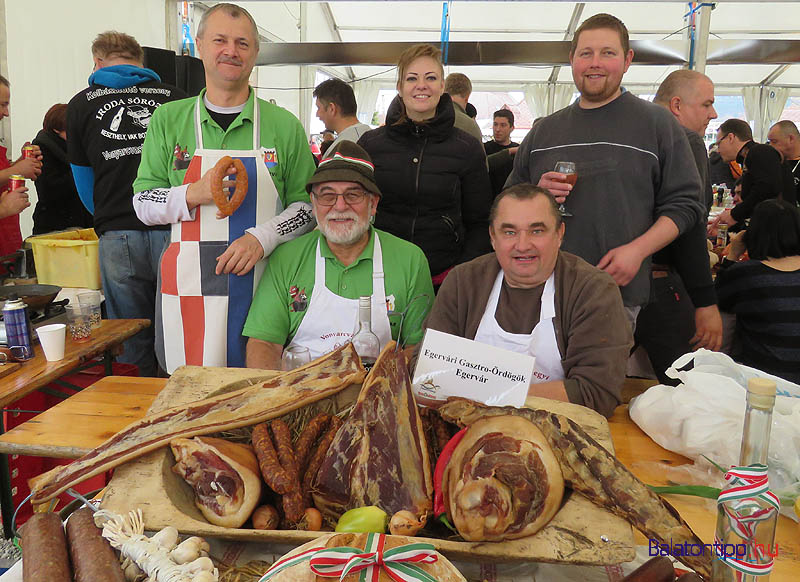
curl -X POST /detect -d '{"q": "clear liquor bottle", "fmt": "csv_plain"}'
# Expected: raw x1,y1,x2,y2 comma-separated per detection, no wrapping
351,296,380,370
711,378,779,581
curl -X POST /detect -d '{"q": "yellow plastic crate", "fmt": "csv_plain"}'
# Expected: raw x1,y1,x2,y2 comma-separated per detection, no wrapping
28,228,101,290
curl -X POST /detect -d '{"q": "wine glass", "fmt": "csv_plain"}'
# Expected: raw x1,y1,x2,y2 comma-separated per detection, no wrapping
281,346,311,371
553,161,577,217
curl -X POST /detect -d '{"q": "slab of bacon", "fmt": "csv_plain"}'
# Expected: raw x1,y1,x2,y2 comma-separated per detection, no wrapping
435,397,711,580
312,342,433,525
29,344,365,504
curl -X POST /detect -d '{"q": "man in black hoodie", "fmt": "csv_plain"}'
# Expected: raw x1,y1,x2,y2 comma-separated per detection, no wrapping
67,31,185,376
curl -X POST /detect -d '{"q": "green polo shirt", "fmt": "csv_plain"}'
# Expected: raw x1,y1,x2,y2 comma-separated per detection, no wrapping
133,88,314,206
243,228,434,347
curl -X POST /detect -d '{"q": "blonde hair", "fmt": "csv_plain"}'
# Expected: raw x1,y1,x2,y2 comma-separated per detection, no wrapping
91,31,143,63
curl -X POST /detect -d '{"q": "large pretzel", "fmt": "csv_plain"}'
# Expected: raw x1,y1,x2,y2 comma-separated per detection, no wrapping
211,156,248,217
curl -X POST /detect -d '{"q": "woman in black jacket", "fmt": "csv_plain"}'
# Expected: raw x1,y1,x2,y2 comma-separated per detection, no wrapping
31,104,93,234
358,44,491,284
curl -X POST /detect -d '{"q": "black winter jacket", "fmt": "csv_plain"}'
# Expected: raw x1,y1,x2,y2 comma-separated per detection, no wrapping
31,129,93,235
358,94,491,276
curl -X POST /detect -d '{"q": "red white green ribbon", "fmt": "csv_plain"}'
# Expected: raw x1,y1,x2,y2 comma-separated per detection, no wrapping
715,464,779,577
258,534,439,582
310,533,439,582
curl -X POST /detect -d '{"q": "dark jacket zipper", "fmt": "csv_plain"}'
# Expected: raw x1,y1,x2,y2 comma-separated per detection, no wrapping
410,136,427,243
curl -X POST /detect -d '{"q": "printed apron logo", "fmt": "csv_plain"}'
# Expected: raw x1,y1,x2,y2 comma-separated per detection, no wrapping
263,148,278,168
289,285,308,312
173,143,191,171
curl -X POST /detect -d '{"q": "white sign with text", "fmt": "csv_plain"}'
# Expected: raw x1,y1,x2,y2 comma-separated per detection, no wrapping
412,329,535,407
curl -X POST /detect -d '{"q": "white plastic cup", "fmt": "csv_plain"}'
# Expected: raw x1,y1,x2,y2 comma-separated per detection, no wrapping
37,323,66,362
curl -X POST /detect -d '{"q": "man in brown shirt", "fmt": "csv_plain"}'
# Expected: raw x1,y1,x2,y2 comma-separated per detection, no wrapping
425,184,632,417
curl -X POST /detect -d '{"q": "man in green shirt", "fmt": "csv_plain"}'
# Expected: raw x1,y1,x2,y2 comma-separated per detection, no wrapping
244,140,434,369
131,3,316,372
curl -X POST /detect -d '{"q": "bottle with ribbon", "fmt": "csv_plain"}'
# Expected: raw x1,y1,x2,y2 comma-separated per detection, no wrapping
711,378,780,581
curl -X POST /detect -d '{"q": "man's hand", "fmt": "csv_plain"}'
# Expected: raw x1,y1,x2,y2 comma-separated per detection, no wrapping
10,157,41,181
691,305,723,351
186,162,237,214
536,171,571,203
716,208,737,227
0,188,30,219
508,146,519,156
596,242,646,286
216,232,264,275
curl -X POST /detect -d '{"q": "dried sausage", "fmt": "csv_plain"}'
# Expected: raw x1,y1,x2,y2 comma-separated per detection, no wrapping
252,422,292,494
294,412,330,473
210,156,248,217
66,507,126,582
302,415,343,503
281,489,306,524
271,419,300,484
21,512,71,582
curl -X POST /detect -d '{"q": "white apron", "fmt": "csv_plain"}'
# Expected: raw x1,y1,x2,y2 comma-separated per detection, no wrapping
286,234,392,359
159,97,281,373
473,270,565,383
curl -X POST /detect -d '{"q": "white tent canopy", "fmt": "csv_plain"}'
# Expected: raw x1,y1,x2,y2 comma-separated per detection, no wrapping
3,0,800,237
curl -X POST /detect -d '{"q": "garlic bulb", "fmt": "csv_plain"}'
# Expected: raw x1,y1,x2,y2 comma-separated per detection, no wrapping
170,537,210,565
150,526,179,549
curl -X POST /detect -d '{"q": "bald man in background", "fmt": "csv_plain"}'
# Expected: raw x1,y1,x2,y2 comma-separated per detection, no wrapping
634,70,722,383
767,120,800,204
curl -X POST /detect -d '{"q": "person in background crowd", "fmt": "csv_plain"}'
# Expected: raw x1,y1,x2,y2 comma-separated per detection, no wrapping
424,185,631,418
133,3,316,373
633,71,722,383
767,120,800,204
321,129,335,144
708,141,738,189
716,199,800,383
711,118,795,232
313,78,371,157
244,141,433,368
67,31,185,377
0,75,41,260
506,13,703,324
358,44,492,289
484,108,519,198
444,72,483,144
31,104,93,234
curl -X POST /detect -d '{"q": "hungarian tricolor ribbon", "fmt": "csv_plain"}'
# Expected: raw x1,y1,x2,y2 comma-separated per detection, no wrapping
258,533,439,582
715,464,779,577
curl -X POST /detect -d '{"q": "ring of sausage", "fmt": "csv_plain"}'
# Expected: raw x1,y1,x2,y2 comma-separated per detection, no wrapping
211,155,248,217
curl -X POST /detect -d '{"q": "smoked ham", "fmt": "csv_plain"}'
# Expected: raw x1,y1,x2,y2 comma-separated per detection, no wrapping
30,344,365,504
435,397,711,579
311,342,433,524
170,437,261,528
443,415,563,541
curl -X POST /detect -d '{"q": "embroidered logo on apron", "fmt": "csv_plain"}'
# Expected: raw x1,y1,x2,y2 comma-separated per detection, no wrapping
263,148,278,168
173,142,191,170
289,285,309,312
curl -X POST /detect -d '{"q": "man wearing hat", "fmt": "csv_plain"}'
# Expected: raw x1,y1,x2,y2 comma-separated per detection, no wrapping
244,141,434,368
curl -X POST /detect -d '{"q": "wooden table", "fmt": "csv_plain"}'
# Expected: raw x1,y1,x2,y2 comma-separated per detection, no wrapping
0,318,149,409
1,378,798,579
0,319,148,538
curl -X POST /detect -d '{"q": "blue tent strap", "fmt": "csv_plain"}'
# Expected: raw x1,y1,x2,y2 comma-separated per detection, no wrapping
440,1,452,65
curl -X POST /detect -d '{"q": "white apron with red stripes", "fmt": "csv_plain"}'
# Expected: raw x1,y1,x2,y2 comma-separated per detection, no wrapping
159,97,280,373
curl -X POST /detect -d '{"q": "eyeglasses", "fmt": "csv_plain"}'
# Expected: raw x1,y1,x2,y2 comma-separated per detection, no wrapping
313,190,369,206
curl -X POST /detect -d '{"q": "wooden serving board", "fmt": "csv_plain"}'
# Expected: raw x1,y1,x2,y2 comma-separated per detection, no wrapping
101,366,634,565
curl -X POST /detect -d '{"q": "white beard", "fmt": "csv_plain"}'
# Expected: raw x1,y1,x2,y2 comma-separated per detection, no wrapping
319,204,372,246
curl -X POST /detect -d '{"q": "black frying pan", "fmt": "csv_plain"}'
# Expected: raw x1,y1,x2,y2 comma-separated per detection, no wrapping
0,284,62,310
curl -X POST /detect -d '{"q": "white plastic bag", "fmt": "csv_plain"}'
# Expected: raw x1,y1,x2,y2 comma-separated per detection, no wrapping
629,349,800,519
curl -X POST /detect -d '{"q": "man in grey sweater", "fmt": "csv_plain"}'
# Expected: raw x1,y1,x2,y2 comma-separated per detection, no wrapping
313,78,371,158
506,14,704,316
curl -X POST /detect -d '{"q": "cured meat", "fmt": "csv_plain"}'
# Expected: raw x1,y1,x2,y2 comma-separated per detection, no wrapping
443,415,564,541
435,397,711,580
30,343,365,504
66,507,126,582
312,342,433,523
170,436,262,528
21,512,71,582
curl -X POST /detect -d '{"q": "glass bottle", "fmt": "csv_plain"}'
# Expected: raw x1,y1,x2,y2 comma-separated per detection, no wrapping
712,378,779,581
351,296,380,370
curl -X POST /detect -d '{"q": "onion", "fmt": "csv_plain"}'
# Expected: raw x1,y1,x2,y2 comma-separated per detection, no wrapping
388,510,426,536
299,508,323,531
251,505,280,530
